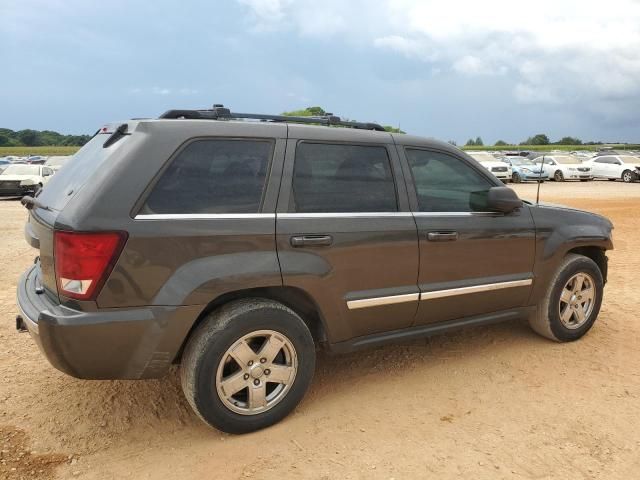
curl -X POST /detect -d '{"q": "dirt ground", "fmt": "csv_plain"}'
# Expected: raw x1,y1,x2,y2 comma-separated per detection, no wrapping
1,181,639,480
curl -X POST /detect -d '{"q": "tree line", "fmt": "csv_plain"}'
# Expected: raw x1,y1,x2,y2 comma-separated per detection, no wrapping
463,134,606,147
0,128,92,147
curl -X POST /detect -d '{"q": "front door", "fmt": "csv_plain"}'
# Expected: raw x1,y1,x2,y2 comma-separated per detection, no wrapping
276,135,419,343
399,147,536,326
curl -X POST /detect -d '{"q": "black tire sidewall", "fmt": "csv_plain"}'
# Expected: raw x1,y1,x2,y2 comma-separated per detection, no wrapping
547,257,604,341
192,306,315,434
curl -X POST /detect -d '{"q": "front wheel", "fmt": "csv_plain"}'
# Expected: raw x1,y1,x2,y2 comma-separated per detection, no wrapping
181,298,316,434
529,254,603,342
512,172,522,183
554,170,565,182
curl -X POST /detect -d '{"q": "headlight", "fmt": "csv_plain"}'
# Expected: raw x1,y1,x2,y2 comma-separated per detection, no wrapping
20,179,36,186
568,168,577,171
522,168,532,173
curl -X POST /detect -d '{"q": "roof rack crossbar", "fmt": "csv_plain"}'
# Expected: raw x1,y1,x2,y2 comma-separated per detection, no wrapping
158,107,386,132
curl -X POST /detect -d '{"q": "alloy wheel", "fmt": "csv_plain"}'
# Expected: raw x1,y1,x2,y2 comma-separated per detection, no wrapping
216,330,298,415
558,272,596,330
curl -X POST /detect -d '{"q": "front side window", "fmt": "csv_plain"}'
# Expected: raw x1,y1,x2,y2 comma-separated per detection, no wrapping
143,139,273,214
406,149,493,212
292,142,397,213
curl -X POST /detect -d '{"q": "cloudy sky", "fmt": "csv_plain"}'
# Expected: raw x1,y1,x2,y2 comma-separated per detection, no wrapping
1,0,639,143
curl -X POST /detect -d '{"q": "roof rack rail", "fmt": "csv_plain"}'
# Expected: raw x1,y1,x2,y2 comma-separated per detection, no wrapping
158,104,386,132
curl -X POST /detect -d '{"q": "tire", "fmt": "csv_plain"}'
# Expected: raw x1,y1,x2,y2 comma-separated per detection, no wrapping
528,254,604,342
181,298,316,434
512,172,521,183
622,170,634,183
554,170,565,182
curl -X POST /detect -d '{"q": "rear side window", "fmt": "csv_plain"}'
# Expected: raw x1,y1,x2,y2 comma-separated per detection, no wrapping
292,143,397,213
406,149,493,212
144,139,273,214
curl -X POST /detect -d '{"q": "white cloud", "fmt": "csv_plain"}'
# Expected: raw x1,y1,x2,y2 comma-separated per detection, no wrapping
237,0,640,120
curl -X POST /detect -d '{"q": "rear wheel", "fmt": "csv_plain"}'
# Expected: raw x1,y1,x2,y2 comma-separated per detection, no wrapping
554,170,565,182
181,298,315,434
529,254,603,342
622,170,634,183
512,172,521,183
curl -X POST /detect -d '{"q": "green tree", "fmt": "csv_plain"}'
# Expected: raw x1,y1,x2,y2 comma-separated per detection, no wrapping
524,134,550,145
465,138,476,146
0,134,10,146
556,136,582,145
494,140,508,146
281,106,326,117
448,140,457,146
475,136,484,146
383,126,405,134
17,129,41,147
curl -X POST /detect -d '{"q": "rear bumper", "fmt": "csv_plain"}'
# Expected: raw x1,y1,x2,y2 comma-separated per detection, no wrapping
16,265,202,379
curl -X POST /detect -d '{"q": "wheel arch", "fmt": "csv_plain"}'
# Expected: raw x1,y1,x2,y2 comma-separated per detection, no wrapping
174,286,329,363
566,246,608,283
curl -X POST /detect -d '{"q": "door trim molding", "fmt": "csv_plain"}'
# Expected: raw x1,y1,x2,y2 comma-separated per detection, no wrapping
420,278,533,300
346,292,420,310
346,278,533,310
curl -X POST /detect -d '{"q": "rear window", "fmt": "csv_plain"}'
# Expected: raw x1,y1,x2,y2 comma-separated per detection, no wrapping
36,133,117,211
143,139,273,214
291,142,397,213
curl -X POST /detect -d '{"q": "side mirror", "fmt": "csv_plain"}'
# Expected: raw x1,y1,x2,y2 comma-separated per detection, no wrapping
486,186,522,213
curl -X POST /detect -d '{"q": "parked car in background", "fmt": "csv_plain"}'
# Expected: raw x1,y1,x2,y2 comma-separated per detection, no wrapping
26,155,47,165
0,159,10,173
466,151,512,183
0,164,54,197
585,155,640,183
45,155,72,172
502,157,548,183
534,155,593,182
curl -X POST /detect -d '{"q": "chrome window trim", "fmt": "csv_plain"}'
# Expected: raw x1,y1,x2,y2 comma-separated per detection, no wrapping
279,212,413,219
135,213,276,220
347,292,420,310
420,278,533,300
412,211,500,217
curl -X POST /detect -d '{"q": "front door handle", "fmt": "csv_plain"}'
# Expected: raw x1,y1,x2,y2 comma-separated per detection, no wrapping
427,231,458,242
290,235,333,247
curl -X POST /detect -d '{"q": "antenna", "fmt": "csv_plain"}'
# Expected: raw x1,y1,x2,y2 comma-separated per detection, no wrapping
536,154,544,204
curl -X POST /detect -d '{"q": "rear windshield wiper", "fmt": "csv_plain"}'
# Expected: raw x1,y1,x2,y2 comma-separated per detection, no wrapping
103,123,129,148
21,196,52,211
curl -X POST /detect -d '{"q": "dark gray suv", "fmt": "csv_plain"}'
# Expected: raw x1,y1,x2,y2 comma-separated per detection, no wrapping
16,106,613,433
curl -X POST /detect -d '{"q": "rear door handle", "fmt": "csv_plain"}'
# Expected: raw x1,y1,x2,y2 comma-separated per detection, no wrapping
290,235,333,247
427,231,458,242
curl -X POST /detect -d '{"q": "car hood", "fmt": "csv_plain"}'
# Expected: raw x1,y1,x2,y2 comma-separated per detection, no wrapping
534,201,612,228
0,175,41,182
480,161,510,168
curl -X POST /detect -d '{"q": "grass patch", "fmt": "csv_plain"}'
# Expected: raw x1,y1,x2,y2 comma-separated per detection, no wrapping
0,146,80,157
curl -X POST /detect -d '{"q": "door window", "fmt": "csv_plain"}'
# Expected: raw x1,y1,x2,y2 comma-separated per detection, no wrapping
143,139,273,214
292,142,397,213
406,149,493,212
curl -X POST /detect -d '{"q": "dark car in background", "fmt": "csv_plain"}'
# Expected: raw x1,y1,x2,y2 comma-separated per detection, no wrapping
16,105,613,434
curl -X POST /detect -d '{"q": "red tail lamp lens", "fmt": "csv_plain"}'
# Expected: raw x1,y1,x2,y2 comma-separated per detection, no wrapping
54,231,127,300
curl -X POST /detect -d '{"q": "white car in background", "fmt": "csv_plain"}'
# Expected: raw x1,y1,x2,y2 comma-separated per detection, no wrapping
466,151,512,183
533,154,593,182
0,164,54,197
45,155,72,172
586,155,640,183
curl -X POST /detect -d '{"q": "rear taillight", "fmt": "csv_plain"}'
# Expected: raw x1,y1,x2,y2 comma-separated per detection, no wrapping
54,231,127,300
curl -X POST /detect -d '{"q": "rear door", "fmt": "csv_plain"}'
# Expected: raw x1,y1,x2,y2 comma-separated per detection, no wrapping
276,127,419,343
398,146,536,326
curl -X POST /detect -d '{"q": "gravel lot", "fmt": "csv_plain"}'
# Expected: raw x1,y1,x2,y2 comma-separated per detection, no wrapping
1,180,639,479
